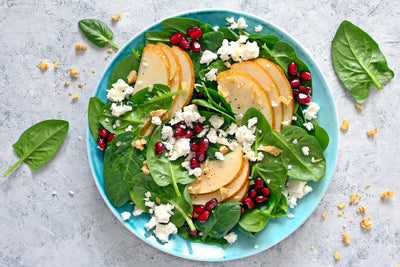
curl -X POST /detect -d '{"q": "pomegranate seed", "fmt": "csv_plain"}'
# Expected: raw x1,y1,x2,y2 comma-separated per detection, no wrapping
193,103,199,108
155,141,165,155
185,129,195,138
255,195,268,203
249,189,257,199
198,210,210,222
199,138,210,151
205,198,218,211
194,123,204,134
196,150,206,163
288,62,298,76
198,92,204,99
300,71,312,81
107,133,116,142
98,127,108,138
290,77,301,88
190,158,200,169
179,37,191,50
243,197,255,210
188,26,203,39
169,32,183,44
193,205,205,214
97,137,106,150
174,121,186,129
261,187,271,197
190,141,200,152
191,210,198,218
189,230,198,237
296,93,311,105
299,85,312,95
173,127,186,137
240,206,245,215
186,27,194,36
254,177,264,190
292,89,300,97
191,41,202,52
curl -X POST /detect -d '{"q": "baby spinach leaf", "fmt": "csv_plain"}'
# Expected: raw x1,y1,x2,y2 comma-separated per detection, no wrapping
146,126,195,197
238,209,270,233
78,19,118,49
313,120,329,152
103,132,147,207
239,30,279,50
145,31,171,45
200,31,224,52
195,82,234,115
132,45,144,61
192,99,238,125
107,54,139,89
200,24,215,34
218,27,239,41
195,201,241,239
4,120,69,176
161,17,204,33
99,104,144,135
88,97,106,139
178,227,228,245
331,20,394,103
198,60,227,81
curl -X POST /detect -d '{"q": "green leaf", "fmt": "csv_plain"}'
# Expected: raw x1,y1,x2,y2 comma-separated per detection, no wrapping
200,31,224,52
161,17,204,33
313,120,329,152
107,54,139,89
88,97,106,139
178,227,228,245
200,24,216,34
103,132,147,207
195,201,241,239
145,31,171,45
238,209,269,233
331,20,394,103
195,82,234,115
78,19,118,49
198,60,228,81
132,45,144,61
99,103,144,135
4,120,69,176
192,99,238,125
218,27,239,41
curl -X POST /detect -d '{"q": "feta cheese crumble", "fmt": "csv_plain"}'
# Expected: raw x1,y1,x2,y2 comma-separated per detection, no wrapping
209,115,225,129
227,17,248,29
107,79,134,102
215,152,225,161
302,146,310,156
303,102,320,120
110,103,132,117
217,39,260,62
303,122,314,131
132,206,144,216
121,211,131,221
287,213,295,219
200,50,218,65
282,179,313,208
223,232,238,244
255,25,263,32
151,116,162,125
204,68,219,81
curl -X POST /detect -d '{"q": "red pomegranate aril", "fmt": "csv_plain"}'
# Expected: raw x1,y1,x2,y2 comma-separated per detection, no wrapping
188,26,203,39
254,177,264,190
189,230,198,237
196,150,206,162
169,32,183,44
186,27,194,36
300,71,312,81
292,88,300,97
261,187,271,197
191,41,202,52
97,137,106,150
198,211,210,222
249,189,257,199
193,205,205,215
185,129,195,138
199,137,210,151
190,141,200,152
179,37,191,50
255,195,268,203
174,127,186,137
107,133,116,142
296,93,311,105
98,127,108,138
243,197,255,210
193,103,199,108
299,85,312,95
190,157,200,169
194,123,204,134
155,141,165,155
290,77,301,88
240,206,245,215
288,62,298,76
174,121,186,129
205,198,218,211
198,92,205,99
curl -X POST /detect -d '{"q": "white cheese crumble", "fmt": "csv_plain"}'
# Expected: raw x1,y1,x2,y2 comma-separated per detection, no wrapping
107,79,134,102
154,222,178,243
215,152,225,161
132,206,144,216
282,179,313,208
200,50,218,65
287,213,295,219
237,35,249,44
204,68,219,81
287,165,293,170
110,103,132,117
151,116,162,125
254,244,259,249
228,17,248,29
255,25,263,32
247,117,258,128
302,146,310,156
303,122,314,131
209,115,225,129
217,39,260,62
161,125,173,140
213,26,220,31
125,125,133,132
154,203,174,224
292,139,298,144
121,211,131,221
169,104,206,128
168,138,191,161
303,102,320,120
223,232,238,244
292,116,297,121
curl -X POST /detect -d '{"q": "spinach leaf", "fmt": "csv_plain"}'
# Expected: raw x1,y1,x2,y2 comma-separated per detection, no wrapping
200,31,224,52
107,54,139,89
4,120,69,176
103,132,147,207
195,201,241,239
192,99,238,125
200,24,216,34
331,20,394,103
99,104,144,135
198,60,227,81
78,19,118,49
146,126,195,197
161,17,204,33
178,227,228,245
238,29,279,50
218,27,239,41
129,173,195,229
313,120,329,152
238,209,269,233
145,31,171,45
88,97,106,139
195,82,234,115
132,45,144,61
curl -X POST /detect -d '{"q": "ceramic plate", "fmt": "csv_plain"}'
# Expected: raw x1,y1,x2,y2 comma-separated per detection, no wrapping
87,9,339,261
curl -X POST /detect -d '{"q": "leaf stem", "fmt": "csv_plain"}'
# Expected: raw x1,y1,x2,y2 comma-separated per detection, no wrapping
168,158,182,198
3,157,24,177
172,203,196,231
108,39,119,49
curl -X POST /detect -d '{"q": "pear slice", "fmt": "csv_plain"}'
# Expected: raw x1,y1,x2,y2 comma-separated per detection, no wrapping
226,176,250,202
216,69,275,128
231,61,283,132
254,58,294,130
188,149,244,195
190,159,250,205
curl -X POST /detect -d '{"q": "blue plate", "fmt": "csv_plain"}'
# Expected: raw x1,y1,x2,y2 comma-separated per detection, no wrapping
87,9,339,261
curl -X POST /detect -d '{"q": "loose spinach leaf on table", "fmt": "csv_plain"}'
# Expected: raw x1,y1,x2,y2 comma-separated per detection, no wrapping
195,201,241,240
4,120,69,176
78,19,119,49
331,20,394,104
161,17,204,33
103,132,148,207
88,97,106,139
178,227,228,245
107,54,139,89
145,31,171,45
146,126,195,197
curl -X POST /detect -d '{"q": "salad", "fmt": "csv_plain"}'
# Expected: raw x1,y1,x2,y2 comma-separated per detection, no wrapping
88,16,329,245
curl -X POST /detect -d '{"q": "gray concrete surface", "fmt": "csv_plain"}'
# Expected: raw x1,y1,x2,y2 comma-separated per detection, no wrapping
1,0,399,266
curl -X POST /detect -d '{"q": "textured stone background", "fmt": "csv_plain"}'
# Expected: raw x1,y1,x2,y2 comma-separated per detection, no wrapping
0,0,399,266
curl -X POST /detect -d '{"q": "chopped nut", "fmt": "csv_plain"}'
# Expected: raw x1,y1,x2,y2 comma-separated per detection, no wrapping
342,234,350,244
107,46,113,52
365,183,370,188
360,217,373,229
68,91,72,96
322,212,327,218
105,54,110,59
359,205,366,215
54,60,59,69
91,68,96,73
141,161,150,174
259,145,282,156
149,109,167,117
355,103,364,111
366,128,378,136
340,119,349,130
71,93,79,100
334,251,341,260
310,245,315,250
349,218,353,223
353,200,359,205
111,13,121,21
343,223,347,228
380,190,394,198
37,61,49,71
78,83,84,88
69,67,78,78
155,196,161,205
75,43,87,50
279,95,292,105
59,76,63,80
337,203,346,209
338,211,343,216
219,145,229,155
349,192,361,205
133,138,147,151
127,70,138,83
65,81,70,86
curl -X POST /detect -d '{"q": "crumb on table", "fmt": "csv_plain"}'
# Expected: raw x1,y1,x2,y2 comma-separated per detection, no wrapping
37,61,49,71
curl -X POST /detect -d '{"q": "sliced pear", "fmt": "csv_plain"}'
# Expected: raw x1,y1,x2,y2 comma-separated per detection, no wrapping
190,159,250,205
188,149,244,195
157,43,182,93
216,69,275,128
226,177,250,202
253,58,294,129
231,61,283,132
